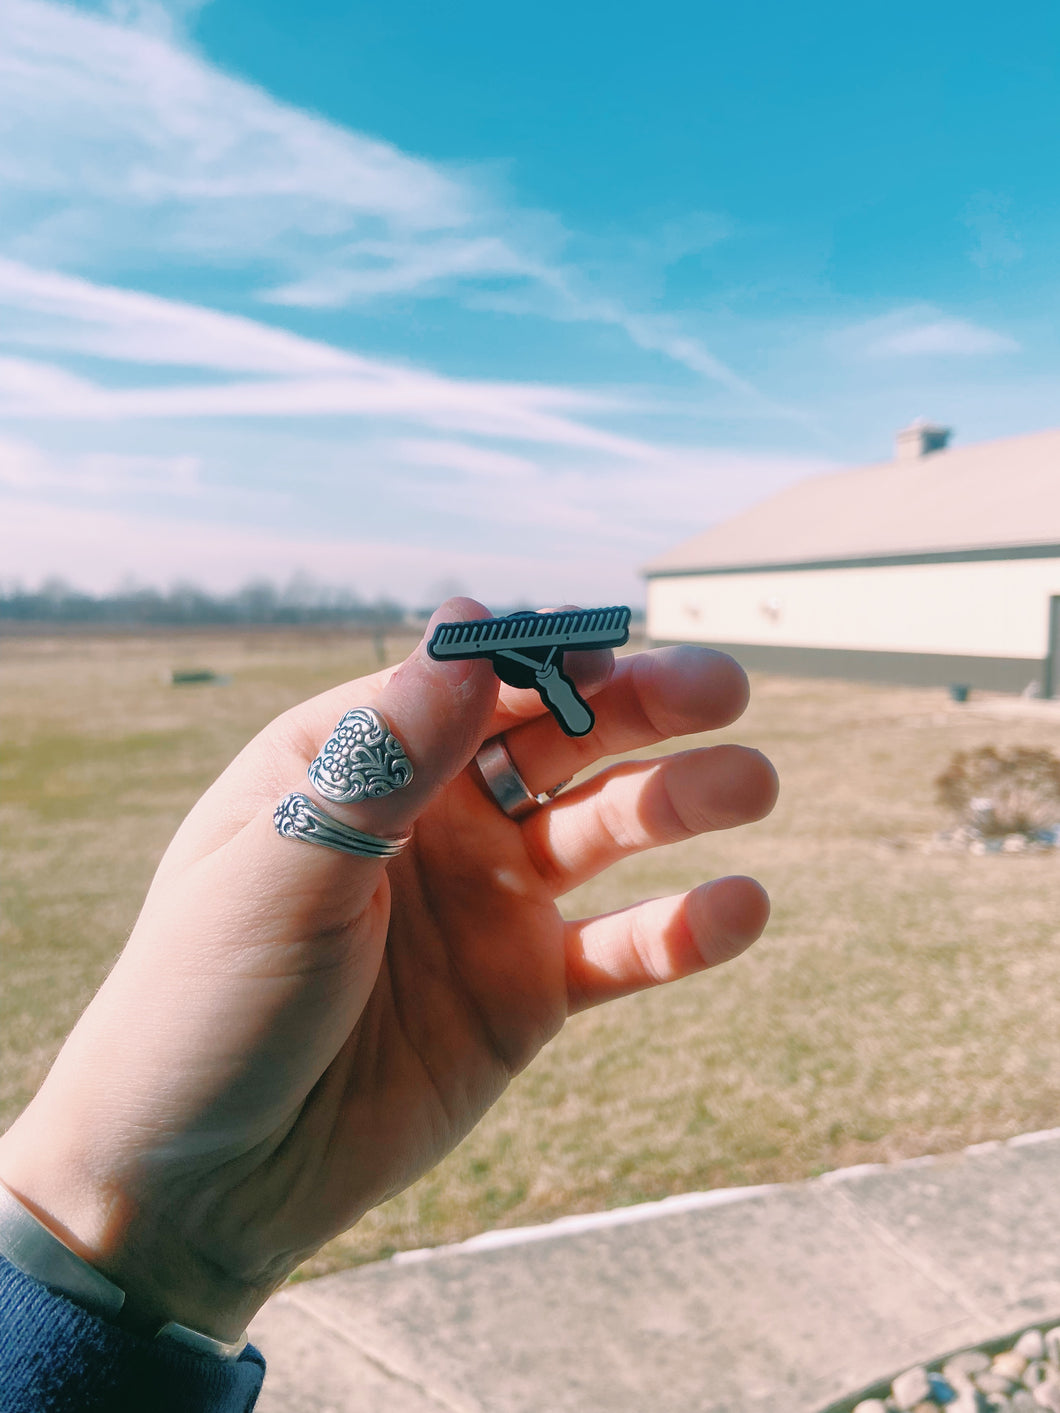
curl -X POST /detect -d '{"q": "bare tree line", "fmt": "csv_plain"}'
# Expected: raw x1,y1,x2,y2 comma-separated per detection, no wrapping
0,576,409,628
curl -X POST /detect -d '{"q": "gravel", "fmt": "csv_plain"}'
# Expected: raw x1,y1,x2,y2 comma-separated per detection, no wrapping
822,1321,1060,1413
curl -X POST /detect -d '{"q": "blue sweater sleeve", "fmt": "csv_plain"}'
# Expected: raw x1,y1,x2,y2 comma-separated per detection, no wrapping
0,1254,266,1412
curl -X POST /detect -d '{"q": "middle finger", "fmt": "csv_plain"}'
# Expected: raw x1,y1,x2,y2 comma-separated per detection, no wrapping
483,644,753,801
520,743,779,896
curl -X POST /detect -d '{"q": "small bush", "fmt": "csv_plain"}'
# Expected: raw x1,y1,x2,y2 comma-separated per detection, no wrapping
936,745,1060,837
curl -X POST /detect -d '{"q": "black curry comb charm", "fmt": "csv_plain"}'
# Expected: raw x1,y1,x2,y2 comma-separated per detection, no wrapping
427,606,631,737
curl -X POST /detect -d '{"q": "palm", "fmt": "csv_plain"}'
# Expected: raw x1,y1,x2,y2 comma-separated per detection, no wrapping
253,768,568,1247
376,781,563,1087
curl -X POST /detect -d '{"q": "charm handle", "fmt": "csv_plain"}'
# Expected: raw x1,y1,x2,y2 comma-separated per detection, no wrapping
532,663,594,737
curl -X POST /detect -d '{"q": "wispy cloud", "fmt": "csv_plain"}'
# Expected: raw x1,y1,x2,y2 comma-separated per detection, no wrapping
264,235,541,309
0,0,770,404
0,256,716,468
845,306,1021,358
1,0,471,269
393,439,538,479
0,436,202,496
0,257,366,375
0,256,834,583
90,0,215,44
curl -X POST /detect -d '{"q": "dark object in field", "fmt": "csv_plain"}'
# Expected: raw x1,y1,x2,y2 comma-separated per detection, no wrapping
936,744,1060,838
171,669,223,686
428,606,631,737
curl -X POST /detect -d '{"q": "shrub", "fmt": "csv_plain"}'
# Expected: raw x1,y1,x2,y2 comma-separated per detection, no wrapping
936,745,1060,838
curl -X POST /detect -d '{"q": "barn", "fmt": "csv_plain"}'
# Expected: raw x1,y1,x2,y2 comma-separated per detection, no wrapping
643,424,1060,698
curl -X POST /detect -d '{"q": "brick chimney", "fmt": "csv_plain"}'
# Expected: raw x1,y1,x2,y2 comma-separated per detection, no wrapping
895,419,952,461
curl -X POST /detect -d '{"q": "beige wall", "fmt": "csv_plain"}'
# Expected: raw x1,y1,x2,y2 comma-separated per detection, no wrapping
647,557,1060,659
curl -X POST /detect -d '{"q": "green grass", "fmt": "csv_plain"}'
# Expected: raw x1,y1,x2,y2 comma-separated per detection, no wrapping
2,632,1059,1280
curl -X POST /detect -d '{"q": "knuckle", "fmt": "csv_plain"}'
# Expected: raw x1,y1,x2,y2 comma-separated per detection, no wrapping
595,780,645,854
629,907,666,986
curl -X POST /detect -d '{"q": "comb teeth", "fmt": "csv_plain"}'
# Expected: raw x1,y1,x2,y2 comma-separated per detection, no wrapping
428,606,631,657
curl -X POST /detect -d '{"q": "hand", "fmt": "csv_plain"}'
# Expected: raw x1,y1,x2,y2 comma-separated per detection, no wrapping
0,600,778,1342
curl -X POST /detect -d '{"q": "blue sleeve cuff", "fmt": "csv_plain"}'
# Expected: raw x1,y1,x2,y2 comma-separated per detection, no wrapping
0,1253,266,1412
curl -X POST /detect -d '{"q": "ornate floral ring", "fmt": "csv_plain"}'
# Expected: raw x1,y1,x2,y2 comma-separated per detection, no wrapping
307,707,413,805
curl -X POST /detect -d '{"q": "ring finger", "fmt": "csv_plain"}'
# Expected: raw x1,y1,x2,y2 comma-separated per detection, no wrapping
519,743,779,897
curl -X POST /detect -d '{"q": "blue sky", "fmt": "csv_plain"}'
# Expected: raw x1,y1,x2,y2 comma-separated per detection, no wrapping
0,0,1057,606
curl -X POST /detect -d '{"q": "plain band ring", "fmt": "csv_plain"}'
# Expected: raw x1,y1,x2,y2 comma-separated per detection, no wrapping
274,792,411,858
474,737,570,820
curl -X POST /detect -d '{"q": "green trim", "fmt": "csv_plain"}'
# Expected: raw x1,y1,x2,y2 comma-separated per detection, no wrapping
644,543,1060,580
647,641,1045,694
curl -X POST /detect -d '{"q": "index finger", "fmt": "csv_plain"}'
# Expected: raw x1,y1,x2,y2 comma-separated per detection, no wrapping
484,645,751,800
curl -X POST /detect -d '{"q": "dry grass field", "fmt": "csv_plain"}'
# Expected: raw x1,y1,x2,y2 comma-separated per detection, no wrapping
2,629,1059,1280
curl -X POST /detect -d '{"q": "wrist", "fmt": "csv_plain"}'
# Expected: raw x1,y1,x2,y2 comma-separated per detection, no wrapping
0,1126,281,1346
0,1179,255,1356
90,1199,278,1344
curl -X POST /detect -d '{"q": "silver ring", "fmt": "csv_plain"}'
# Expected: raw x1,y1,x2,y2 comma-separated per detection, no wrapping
308,707,413,805
474,737,570,821
274,792,410,858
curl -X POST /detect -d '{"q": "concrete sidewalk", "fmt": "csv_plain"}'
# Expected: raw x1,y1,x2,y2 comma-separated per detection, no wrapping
249,1129,1060,1413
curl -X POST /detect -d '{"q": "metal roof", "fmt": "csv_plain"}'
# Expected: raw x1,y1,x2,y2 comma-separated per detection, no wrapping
643,427,1060,576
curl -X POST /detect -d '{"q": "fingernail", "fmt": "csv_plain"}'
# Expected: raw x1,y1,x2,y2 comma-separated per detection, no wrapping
308,707,413,804
419,610,479,687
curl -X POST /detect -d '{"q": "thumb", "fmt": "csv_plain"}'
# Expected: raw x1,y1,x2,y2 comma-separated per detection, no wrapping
224,598,497,924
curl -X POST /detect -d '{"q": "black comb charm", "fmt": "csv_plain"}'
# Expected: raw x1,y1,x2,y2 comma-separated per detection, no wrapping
427,606,631,737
